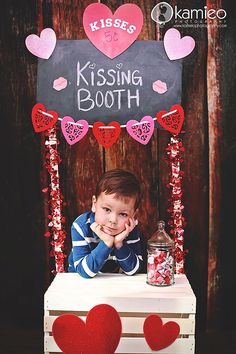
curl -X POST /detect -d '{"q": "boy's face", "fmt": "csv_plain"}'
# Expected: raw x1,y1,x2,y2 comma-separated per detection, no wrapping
92,192,137,236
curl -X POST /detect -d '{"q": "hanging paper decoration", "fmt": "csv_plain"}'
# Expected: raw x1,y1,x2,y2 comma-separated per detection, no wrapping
126,116,154,145
83,3,143,59
44,128,67,273
143,314,180,350
52,304,122,354
166,136,186,274
25,28,57,59
32,103,58,132
156,104,184,135
61,116,89,145
31,104,185,146
164,28,195,60
92,121,121,148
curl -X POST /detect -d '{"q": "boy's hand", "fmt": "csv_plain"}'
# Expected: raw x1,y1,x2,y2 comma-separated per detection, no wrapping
114,218,138,249
90,222,114,248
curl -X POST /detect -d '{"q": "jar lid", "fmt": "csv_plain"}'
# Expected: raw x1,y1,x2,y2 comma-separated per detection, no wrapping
148,220,174,247
148,240,174,247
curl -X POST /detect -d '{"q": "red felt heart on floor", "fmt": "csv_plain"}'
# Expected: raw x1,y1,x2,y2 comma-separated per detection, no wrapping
143,314,180,351
32,103,58,132
93,121,121,148
156,104,184,135
52,304,122,354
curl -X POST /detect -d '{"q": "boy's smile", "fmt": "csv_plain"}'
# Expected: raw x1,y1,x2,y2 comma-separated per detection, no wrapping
92,192,136,236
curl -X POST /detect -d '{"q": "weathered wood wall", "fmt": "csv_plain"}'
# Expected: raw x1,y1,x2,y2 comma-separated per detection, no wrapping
0,0,235,332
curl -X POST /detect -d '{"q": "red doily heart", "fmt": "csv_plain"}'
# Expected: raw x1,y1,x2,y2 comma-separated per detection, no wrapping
52,304,122,354
93,121,121,148
32,103,58,132
143,314,180,351
156,104,184,135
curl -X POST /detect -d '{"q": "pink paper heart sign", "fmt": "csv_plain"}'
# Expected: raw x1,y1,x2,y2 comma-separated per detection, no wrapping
164,28,195,60
61,116,89,145
83,3,143,59
25,28,56,59
143,314,180,351
126,116,154,145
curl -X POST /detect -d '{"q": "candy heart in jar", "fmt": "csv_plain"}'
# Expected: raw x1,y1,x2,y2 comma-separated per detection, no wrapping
147,220,175,286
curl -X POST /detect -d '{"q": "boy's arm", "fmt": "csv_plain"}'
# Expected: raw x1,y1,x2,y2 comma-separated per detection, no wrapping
114,227,143,275
70,221,113,278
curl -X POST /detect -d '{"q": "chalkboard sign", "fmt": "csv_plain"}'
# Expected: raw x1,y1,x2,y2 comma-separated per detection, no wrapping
37,40,182,125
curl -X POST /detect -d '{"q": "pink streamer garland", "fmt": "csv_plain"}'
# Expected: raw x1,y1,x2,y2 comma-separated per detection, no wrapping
43,127,67,273
166,136,186,274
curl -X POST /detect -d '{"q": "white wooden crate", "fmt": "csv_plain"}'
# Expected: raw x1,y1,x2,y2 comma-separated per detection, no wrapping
44,273,196,354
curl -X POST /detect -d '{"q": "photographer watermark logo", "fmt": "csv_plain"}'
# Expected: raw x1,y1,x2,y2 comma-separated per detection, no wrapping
151,2,227,28
151,2,173,25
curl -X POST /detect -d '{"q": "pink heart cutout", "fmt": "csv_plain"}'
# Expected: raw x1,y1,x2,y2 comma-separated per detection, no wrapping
25,28,56,59
61,116,89,145
126,116,154,145
83,3,143,59
164,28,195,60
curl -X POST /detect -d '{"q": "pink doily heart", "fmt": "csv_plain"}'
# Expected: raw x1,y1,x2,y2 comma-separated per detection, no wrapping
126,116,154,145
83,3,143,59
61,116,89,145
25,28,56,59
164,28,195,60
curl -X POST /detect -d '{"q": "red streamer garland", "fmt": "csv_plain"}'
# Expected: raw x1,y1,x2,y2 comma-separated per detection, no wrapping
166,136,187,274
43,127,67,273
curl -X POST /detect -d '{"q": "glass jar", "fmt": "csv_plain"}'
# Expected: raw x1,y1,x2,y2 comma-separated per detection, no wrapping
147,220,175,286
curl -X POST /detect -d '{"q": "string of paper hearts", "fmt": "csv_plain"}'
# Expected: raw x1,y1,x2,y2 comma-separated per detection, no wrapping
32,103,184,148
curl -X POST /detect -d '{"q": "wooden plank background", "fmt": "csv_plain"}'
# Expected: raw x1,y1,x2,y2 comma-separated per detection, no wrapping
0,0,235,333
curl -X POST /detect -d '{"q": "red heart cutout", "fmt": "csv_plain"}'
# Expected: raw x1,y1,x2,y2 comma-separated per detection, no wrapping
156,104,184,135
52,314,86,354
143,315,180,351
52,304,122,354
32,103,58,132
93,121,121,148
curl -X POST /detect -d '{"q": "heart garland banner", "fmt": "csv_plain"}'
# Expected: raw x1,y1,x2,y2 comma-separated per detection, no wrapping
31,103,184,147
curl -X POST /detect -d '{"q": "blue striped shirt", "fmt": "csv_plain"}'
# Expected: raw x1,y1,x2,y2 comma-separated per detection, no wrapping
68,211,143,278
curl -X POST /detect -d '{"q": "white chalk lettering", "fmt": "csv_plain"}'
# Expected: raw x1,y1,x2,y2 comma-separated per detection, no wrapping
127,89,140,108
77,89,94,111
77,61,91,86
76,61,143,112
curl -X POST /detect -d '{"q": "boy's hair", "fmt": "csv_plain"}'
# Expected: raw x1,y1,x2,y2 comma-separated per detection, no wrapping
95,169,142,209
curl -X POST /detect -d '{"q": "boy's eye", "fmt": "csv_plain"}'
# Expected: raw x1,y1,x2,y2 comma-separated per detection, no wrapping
102,207,111,212
120,213,128,217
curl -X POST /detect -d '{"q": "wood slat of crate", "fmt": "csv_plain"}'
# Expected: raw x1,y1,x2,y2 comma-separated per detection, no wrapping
44,273,196,354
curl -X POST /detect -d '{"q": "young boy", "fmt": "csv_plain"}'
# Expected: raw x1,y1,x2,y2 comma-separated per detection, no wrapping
68,169,143,278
